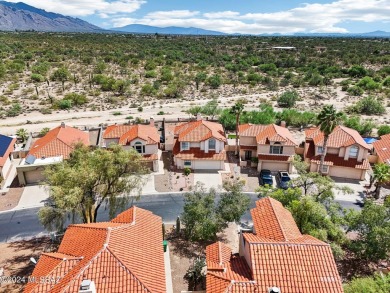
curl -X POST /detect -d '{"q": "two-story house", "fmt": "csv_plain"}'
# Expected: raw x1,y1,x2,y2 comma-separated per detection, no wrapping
206,197,343,293
238,124,298,173
103,122,160,172
373,133,390,166
167,119,227,170
304,125,370,180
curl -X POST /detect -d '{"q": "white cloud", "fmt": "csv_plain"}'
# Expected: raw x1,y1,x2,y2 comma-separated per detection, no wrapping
110,0,390,33
145,10,199,19
5,0,146,17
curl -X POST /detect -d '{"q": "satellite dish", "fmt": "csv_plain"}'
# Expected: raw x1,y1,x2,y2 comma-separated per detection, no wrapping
30,257,37,265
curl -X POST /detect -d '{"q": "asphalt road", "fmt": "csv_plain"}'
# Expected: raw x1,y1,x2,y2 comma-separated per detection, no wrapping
0,193,362,243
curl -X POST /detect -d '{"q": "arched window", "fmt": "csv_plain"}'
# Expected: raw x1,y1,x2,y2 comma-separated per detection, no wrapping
134,141,145,154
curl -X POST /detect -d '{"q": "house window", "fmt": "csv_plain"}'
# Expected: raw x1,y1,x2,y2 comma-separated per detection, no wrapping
181,142,190,151
209,139,216,150
184,161,191,167
317,146,324,154
270,142,283,154
349,146,359,158
134,142,145,154
320,165,329,173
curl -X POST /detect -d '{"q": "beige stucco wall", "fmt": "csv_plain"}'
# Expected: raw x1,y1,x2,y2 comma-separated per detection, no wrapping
258,161,291,173
238,233,252,271
1,157,11,179
240,136,256,146
329,166,365,180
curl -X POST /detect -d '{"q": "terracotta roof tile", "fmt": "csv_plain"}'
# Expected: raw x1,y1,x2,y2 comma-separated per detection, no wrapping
310,153,370,170
103,124,159,145
206,197,343,293
373,134,390,164
28,125,89,159
25,207,165,293
174,120,226,142
257,154,292,162
173,140,226,161
141,153,158,161
206,242,232,270
239,124,298,146
305,126,369,149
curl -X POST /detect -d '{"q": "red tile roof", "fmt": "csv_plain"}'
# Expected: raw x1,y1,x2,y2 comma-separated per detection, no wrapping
173,142,226,161
239,124,298,146
0,135,16,167
206,197,343,293
103,124,159,145
174,120,226,142
141,153,158,161
310,153,370,170
25,207,166,293
28,125,90,159
373,134,390,164
305,126,369,149
257,154,292,162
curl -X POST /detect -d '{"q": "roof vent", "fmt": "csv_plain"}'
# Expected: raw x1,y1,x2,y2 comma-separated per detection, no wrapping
79,280,96,293
61,122,65,128
269,287,281,293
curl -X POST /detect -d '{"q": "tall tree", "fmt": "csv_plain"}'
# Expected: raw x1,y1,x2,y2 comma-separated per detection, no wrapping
16,128,29,143
317,105,343,175
372,163,390,199
38,144,147,231
230,101,244,156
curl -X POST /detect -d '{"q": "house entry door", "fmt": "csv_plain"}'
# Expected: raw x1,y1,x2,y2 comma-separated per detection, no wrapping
245,151,252,160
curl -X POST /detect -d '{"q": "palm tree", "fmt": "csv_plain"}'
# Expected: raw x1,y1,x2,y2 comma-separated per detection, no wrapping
372,163,390,199
230,101,244,156
16,128,29,143
317,105,343,175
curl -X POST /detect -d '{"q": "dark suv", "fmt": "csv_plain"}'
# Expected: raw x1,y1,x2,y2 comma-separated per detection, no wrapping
276,171,291,189
259,169,273,186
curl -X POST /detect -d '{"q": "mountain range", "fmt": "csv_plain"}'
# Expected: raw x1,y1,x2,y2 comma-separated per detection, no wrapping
0,1,101,32
0,1,389,37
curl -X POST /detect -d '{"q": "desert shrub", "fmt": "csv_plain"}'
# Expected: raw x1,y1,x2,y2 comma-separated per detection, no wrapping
6,103,22,117
112,112,122,116
31,73,45,82
145,70,157,78
347,96,385,115
137,106,143,112
125,115,133,120
378,125,390,136
207,74,222,89
40,108,52,115
343,116,376,136
157,111,164,115
344,273,390,293
57,99,72,109
357,76,381,91
347,86,364,96
184,167,191,176
277,90,299,108
64,93,88,106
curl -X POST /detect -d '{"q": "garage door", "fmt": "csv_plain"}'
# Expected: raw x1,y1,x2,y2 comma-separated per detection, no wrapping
25,169,45,185
329,166,363,180
261,162,289,172
193,160,223,170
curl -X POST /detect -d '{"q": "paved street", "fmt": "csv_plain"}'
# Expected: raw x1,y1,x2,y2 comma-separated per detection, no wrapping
0,192,362,243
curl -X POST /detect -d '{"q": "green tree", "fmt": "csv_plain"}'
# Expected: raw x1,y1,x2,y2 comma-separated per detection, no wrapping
38,144,147,231
51,67,70,91
201,98,221,119
230,101,244,156
344,274,390,293
194,72,207,90
184,257,206,291
347,96,385,115
186,106,202,117
378,125,390,136
207,74,222,89
277,90,299,108
317,105,343,175
217,179,250,225
64,93,88,106
16,128,29,143
39,127,50,137
181,183,220,241
346,201,390,262
372,163,390,199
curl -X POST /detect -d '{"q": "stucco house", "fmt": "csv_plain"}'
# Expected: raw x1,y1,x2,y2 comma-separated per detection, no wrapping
167,119,227,170
238,124,298,172
17,123,90,185
373,133,390,165
304,125,370,180
102,121,160,172
0,134,17,184
206,197,343,293
24,206,166,293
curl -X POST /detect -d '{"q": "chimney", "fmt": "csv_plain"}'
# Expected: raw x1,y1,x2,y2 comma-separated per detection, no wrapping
150,116,155,126
196,113,202,121
61,122,65,128
280,121,286,128
79,280,96,293
269,287,281,293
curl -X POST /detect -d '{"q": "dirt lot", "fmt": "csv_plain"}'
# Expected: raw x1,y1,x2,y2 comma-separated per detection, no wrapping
0,237,55,293
0,177,24,212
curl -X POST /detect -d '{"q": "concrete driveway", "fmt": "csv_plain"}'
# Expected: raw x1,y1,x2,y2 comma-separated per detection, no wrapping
16,185,50,210
193,171,223,191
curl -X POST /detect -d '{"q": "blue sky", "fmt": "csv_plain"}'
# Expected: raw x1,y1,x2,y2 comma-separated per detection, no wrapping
6,0,390,33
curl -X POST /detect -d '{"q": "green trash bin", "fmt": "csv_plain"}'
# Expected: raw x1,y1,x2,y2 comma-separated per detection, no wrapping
163,240,168,252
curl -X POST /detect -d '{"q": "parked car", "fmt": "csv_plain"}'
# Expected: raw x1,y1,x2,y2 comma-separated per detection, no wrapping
259,169,273,186
276,171,291,189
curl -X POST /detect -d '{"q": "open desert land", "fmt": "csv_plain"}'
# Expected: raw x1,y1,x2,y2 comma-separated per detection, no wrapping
0,33,389,135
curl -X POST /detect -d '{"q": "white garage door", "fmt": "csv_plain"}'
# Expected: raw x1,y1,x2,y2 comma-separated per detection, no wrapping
193,160,223,170
329,166,363,180
261,162,289,172
25,170,45,185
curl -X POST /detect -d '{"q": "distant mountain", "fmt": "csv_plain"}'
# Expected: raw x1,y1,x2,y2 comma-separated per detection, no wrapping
293,31,390,38
111,24,226,35
0,1,102,32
